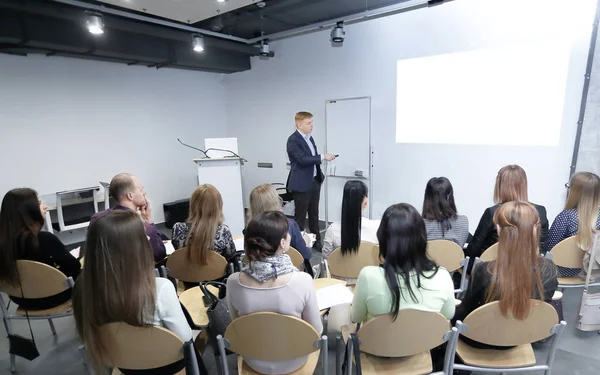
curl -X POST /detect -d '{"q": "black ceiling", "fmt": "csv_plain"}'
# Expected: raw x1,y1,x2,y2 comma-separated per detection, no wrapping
0,0,256,73
0,0,418,74
195,0,414,39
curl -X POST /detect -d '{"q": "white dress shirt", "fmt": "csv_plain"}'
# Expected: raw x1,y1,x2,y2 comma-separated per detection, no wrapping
322,218,381,258
297,129,323,177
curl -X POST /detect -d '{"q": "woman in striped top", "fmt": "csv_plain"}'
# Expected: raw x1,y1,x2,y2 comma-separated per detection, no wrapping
422,177,469,248
546,172,600,277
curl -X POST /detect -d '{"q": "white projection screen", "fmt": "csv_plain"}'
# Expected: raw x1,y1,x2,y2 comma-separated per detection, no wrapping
396,39,571,146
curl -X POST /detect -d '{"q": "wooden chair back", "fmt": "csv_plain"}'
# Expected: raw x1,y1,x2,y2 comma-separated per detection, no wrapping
287,247,305,269
357,310,450,357
225,312,320,361
0,260,70,298
327,241,380,278
166,248,227,282
479,243,498,262
427,240,465,272
462,300,558,346
100,323,184,370
550,236,583,269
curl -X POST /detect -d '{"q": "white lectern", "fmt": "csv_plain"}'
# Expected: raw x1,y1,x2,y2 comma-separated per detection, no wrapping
193,157,245,236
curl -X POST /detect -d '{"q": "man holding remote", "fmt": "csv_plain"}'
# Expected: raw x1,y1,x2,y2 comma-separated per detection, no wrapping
286,111,336,251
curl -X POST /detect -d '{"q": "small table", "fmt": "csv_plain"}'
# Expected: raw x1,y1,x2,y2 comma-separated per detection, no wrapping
179,285,219,327
314,278,348,316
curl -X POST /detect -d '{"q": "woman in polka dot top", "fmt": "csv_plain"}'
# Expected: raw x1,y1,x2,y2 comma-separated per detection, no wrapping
546,172,600,277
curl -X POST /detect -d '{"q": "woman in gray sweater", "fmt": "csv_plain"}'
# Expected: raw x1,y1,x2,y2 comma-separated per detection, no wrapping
422,177,469,248
226,211,322,374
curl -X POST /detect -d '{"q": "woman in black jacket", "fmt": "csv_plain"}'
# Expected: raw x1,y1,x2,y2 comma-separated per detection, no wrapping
0,188,81,309
466,165,549,265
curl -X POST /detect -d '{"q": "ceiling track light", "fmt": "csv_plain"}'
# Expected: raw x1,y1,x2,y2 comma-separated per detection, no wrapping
86,11,104,35
192,34,205,52
259,40,270,57
217,0,226,3
330,21,345,43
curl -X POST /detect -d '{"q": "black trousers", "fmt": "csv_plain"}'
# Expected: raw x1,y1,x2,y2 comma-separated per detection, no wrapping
292,179,322,242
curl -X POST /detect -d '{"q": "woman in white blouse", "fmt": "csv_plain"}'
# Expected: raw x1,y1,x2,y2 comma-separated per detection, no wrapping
322,180,380,258
73,210,192,372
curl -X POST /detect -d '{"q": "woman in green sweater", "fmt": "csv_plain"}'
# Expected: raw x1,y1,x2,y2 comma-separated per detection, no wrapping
352,203,455,323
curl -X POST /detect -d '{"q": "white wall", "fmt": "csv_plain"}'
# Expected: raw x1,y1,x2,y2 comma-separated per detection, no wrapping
0,54,227,223
224,0,595,231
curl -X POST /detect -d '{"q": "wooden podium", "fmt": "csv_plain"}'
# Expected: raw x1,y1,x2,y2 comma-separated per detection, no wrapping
193,157,245,236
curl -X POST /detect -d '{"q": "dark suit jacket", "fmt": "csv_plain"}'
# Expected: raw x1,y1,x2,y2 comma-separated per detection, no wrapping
466,203,549,259
286,131,324,193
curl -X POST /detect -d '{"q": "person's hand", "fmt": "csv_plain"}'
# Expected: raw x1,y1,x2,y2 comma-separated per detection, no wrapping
324,153,336,161
140,199,153,223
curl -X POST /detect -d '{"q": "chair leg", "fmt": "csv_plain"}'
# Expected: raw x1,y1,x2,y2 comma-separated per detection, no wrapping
10,354,15,373
48,318,57,335
336,336,343,375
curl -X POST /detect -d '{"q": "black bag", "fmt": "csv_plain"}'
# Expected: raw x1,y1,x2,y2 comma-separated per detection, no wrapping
8,284,40,361
199,281,231,340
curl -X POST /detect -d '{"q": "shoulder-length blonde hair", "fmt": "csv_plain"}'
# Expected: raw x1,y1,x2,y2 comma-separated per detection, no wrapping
73,210,156,371
249,184,283,220
565,172,600,250
486,201,544,319
493,165,528,204
187,184,223,265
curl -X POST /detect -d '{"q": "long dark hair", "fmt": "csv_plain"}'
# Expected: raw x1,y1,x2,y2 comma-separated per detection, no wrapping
422,177,458,235
73,210,156,371
341,180,368,255
244,211,290,262
0,188,45,285
377,203,439,320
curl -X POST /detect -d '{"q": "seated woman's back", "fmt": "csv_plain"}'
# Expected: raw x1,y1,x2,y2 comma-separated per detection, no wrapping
323,180,379,258
352,203,455,324
73,210,191,372
171,184,236,261
422,177,470,248
455,201,558,349
0,188,80,310
227,211,322,375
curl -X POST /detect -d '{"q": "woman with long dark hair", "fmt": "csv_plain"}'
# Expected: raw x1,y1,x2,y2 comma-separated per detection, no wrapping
322,180,379,258
455,201,558,349
73,210,192,372
422,177,469,247
352,203,455,323
0,188,80,309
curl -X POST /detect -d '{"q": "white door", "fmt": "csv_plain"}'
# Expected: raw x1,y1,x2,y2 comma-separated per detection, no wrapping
325,97,371,224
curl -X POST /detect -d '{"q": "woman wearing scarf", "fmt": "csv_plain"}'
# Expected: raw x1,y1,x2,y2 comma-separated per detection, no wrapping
226,211,322,374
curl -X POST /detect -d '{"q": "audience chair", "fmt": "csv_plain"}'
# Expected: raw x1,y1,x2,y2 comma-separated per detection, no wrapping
427,240,470,294
479,243,498,262
216,312,328,375
98,322,202,375
549,236,600,289
322,241,380,281
342,310,457,375
166,247,231,287
0,260,75,373
448,300,566,374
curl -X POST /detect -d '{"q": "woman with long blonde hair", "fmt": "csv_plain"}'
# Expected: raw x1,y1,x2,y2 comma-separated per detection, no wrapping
546,172,600,276
248,184,312,260
455,201,558,349
73,210,192,371
466,165,549,262
171,184,236,264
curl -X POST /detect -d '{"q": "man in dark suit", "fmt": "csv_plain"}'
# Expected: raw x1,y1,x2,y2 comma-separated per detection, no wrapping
286,111,336,250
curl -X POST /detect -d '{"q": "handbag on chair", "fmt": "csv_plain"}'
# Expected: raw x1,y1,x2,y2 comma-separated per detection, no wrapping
577,232,600,331
198,281,231,344
8,284,40,361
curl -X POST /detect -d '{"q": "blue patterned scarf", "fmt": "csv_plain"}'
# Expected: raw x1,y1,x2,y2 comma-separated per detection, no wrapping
242,254,298,283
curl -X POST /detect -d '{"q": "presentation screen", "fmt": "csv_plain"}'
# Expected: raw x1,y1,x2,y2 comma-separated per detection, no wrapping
396,40,570,146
